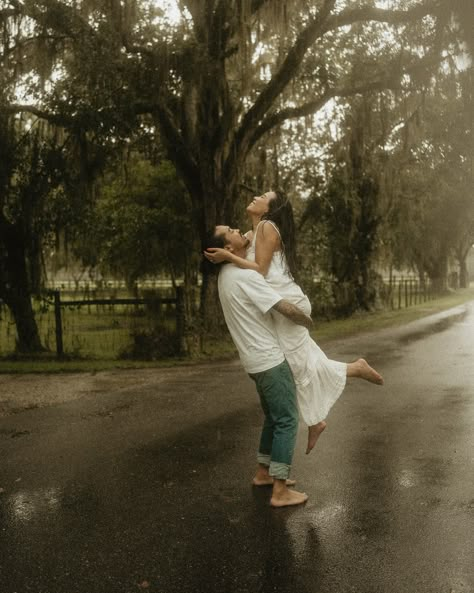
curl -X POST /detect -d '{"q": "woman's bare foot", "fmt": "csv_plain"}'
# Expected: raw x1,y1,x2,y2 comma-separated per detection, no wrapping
270,488,308,508
347,358,384,385
306,421,326,454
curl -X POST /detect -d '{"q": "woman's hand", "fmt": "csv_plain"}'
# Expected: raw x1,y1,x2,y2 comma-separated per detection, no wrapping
204,248,232,263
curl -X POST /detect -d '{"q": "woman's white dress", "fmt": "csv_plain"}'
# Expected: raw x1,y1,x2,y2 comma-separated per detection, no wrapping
247,221,347,425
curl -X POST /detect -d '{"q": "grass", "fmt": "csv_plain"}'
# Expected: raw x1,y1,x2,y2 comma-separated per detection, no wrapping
0,286,473,374
0,356,192,375
0,300,178,367
312,286,474,342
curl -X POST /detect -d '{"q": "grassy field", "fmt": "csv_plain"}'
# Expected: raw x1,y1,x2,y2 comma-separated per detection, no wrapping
0,298,179,371
0,286,473,374
312,286,474,341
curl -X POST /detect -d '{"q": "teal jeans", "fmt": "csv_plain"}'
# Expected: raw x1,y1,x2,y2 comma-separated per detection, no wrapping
249,360,298,480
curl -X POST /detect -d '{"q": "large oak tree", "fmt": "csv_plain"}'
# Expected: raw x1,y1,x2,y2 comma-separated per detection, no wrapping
1,0,465,347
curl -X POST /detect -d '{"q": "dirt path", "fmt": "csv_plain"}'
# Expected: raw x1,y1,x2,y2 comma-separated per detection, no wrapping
0,366,205,417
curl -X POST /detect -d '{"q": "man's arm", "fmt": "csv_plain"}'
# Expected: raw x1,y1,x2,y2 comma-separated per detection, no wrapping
272,299,313,330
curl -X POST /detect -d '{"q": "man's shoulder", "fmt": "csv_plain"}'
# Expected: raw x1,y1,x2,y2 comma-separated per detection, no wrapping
220,264,261,282
219,265,270,299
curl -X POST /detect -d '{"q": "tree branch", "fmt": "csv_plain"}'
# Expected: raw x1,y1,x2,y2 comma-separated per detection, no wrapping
17,0,101,44
1,34,68,59
242,0,336,137
179,0,207,42
213,0,272,58
225,0,442,178
4,104,72,127
224,0,337,178
1,0,22,17
323,1,440,33
152,103,201,199
250,0,272,14
248,48,447,151
0,8,20,19
248,92,335,150
122,41,156,59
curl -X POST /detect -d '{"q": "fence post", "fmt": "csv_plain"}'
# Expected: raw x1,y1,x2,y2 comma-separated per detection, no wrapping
54,290,64,358
175,286,187,356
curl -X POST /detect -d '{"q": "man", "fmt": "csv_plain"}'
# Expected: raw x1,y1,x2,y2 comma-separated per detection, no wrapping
205,225,312,507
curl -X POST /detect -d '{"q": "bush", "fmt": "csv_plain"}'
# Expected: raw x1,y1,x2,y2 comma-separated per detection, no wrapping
305,278,337,320
120,325,180,360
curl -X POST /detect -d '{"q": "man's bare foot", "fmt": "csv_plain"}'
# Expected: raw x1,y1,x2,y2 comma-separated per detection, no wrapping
253,477,296,487
252,464,296,487
348,358,384,385
271,479,308,508
306,421,326,454
270,489,308,508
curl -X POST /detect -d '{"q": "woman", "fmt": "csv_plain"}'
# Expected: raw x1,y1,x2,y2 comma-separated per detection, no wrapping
205,190,383,454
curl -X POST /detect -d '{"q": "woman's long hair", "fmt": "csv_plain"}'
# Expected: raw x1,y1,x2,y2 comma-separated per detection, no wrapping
261,189,298,281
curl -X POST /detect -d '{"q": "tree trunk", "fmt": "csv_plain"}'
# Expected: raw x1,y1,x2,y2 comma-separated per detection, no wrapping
199,259,227,336
4,293,44,353
426,252,449,294
0,221,44,353
459,257,469,288
196,168,240,335
418,270,426,290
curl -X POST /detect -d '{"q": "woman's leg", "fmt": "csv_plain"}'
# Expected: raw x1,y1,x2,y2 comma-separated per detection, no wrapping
272,305,345,454
306,421,327,454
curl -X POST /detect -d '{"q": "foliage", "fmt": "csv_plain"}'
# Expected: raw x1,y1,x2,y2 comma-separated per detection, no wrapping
1,0,471,349
120,325,180,360
72,157,197,287
385,67,473,288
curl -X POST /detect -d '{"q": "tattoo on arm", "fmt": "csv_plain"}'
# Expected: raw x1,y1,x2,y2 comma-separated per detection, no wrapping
272,299,313,329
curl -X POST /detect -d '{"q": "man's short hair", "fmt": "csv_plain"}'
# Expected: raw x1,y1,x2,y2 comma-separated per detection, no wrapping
206,228,226,250
201,227,227,276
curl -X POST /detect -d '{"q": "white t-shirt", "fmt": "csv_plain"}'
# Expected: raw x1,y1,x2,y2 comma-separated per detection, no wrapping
218,264,284,374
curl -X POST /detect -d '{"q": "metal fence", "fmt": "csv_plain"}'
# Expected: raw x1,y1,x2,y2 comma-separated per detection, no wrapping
379,276,436,310
0,277,450,360
0,287,185,359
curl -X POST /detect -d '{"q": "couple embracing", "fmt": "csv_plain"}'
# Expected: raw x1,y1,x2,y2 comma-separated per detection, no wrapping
204,190,383,508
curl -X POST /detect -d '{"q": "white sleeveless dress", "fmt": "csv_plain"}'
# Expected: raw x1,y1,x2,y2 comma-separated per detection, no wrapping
247,221,347,425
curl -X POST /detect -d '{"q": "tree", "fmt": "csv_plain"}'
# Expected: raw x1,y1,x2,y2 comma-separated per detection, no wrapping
298,94,387,314
3,0,468,345
0,0,130,350
143,0,449,320
6,0,453,321
0,112,65,352
74,157,199,291
387,65,473,291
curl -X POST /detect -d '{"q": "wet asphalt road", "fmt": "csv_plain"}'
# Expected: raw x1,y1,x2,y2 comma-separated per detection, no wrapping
1,303,474,593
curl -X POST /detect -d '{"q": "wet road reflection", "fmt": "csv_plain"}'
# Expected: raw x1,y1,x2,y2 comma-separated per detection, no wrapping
7,487,62,522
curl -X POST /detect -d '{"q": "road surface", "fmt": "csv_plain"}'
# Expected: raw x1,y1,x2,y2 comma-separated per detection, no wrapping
1,303,474,593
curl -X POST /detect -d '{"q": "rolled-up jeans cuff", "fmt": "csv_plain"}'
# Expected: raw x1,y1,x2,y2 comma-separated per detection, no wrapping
269,461,291,480
257,453,271,467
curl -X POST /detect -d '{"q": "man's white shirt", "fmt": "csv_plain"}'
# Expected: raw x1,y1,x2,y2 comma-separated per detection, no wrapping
217,264,284,374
